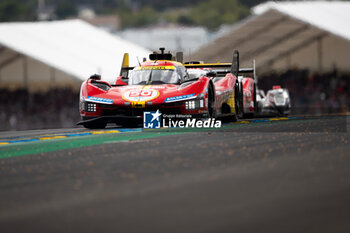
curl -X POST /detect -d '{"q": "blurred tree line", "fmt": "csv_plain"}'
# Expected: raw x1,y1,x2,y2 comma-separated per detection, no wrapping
0,0,36,21
0,0,299,30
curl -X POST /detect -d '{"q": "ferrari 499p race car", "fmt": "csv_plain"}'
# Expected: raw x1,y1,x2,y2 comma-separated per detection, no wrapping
186,60,258,119
256,85,291,116
78,48,256,129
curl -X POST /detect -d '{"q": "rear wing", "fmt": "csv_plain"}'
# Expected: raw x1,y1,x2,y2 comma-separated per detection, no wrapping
214,68,254,77
184,50,257,81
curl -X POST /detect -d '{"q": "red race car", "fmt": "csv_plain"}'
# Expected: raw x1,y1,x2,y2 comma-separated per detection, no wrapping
238,62,258,118
78,48,255,128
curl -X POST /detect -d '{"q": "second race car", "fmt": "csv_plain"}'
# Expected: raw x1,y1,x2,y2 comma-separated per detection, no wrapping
256,85,291,116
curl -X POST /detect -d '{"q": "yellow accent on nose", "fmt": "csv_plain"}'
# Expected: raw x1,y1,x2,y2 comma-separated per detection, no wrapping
132,101,146,108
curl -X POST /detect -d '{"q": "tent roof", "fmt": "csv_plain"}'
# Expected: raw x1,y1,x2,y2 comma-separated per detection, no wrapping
189,1,350,73
0,19,150,83
253,1,350,42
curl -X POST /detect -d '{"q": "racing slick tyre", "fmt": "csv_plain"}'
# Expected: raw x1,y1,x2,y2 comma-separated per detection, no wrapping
83,121,107,129
208,81,216,118
235,82,244,119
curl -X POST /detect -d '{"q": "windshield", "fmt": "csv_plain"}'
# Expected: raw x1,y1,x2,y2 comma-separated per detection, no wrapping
128,69,180,85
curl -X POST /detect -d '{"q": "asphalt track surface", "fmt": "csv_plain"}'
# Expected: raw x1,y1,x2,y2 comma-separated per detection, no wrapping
0,115,349,233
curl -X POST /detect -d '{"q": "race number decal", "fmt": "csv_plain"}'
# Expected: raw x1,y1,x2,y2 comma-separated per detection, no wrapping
122,89,159,102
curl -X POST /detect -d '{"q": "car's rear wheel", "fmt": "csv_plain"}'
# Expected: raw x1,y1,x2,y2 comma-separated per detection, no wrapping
207,82,216,118
235,82,244,119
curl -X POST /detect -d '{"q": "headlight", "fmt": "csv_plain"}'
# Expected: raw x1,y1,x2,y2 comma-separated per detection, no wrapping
185,100,196,109
86,102,97,112
199,99,204,108
185,99,204,110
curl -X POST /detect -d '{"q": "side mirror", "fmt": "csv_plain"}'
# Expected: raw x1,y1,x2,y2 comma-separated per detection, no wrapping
89,74,101,80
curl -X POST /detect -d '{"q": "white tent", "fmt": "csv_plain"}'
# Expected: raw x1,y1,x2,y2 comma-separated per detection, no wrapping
190,1,350,74
0,19,150,91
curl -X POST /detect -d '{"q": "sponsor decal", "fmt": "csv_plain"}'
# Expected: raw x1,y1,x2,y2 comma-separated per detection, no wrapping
151,85,166,89
135,66,175,70
164,93,196,103
143,110,161,129
122,89,160,102
87,96,113,104
143,110,221,129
